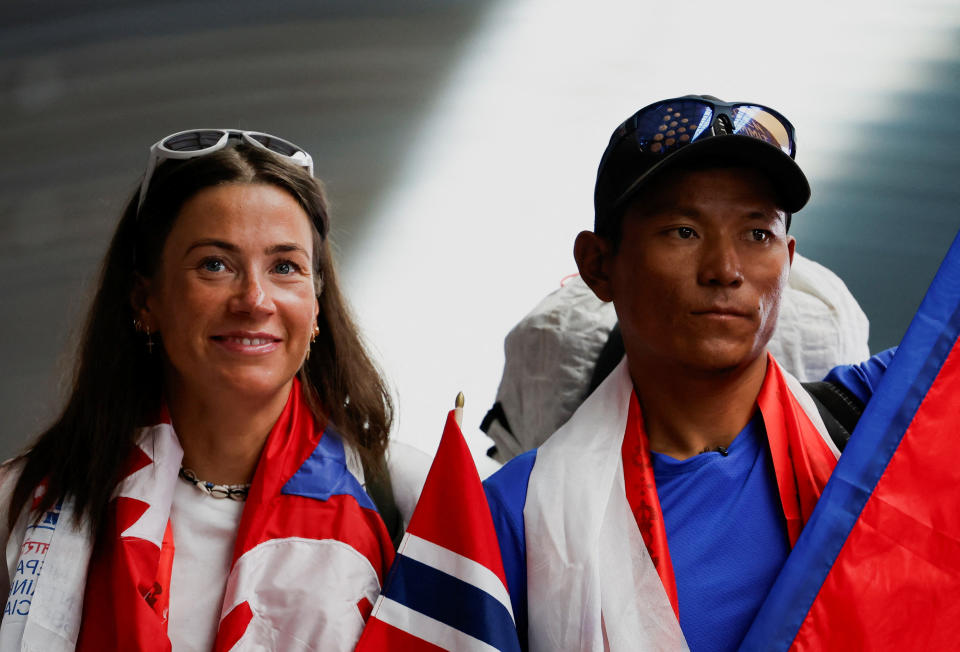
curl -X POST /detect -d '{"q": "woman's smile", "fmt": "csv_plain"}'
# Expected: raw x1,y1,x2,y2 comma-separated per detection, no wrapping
211,331,283,354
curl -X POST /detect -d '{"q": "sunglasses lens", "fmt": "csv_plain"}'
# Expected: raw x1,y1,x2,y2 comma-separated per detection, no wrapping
247,132,313,170
161,129,226,153
729,105,794,156
248,133,300,157
635,100,715,155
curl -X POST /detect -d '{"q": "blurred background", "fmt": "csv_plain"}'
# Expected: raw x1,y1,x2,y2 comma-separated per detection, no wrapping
2,0,959,463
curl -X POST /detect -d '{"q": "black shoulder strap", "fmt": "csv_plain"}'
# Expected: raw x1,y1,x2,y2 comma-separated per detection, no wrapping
480,401,513,436
362,460,404,550
587,323,625,396
801,381,866,453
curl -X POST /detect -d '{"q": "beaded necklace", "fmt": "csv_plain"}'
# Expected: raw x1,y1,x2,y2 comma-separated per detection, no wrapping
178,467,250,501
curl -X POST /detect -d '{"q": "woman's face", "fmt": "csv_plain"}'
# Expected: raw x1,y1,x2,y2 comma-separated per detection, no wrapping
140,183,320,406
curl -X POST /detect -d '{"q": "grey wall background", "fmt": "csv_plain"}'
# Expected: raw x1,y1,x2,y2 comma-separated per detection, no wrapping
2,0,958,460
1,0,494,456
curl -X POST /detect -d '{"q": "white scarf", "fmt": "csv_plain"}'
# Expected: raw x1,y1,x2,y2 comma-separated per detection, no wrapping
524,357,836,651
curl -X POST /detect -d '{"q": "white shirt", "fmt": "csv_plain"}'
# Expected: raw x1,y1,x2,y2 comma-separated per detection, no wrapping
168,479,244,652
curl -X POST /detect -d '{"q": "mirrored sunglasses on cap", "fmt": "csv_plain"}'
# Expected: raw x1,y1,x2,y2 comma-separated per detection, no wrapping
137,129,314,212
604,96,798,207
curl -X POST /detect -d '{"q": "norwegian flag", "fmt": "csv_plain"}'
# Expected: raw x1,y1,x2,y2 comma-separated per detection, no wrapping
357,411,521,652
740,229,960,650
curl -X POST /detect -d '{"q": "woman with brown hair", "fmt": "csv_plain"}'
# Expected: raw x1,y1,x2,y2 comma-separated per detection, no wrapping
0,130,410,651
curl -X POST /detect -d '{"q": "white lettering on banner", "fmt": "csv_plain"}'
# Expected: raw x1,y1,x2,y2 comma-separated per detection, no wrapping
4,501,60,622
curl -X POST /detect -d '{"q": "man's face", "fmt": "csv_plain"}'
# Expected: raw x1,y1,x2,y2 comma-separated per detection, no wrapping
597,166,794,375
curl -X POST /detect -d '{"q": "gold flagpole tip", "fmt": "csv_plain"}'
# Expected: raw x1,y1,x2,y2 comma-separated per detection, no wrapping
453,392,465,427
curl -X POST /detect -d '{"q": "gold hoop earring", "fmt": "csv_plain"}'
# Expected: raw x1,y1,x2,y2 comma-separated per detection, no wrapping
305,323,319,361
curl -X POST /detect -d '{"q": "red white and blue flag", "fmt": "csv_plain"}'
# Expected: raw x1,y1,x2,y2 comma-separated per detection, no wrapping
357,411,521,652
0,379,394,651
740,229,960,650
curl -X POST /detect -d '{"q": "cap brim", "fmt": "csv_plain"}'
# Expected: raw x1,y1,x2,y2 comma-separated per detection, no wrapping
614,135,811,214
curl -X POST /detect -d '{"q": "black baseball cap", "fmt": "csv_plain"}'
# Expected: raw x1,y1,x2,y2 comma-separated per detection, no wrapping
593,95,810,233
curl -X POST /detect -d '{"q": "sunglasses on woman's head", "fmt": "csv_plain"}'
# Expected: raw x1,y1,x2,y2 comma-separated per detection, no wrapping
137,129,314,213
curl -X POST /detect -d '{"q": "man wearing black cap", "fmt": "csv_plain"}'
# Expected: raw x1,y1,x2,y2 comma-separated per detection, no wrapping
484,96,891,651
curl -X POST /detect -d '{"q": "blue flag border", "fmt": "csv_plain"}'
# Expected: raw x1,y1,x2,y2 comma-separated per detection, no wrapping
740,230,960,650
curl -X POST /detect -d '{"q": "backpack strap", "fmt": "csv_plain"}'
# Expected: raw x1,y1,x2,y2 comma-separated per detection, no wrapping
480,401,513,437
587,323,624,396
801,381,866,453
362,459,404,550
480,402,513,460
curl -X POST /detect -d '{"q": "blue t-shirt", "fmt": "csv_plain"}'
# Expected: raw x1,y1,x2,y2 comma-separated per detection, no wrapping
484,350,894,652
651,411,789,650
